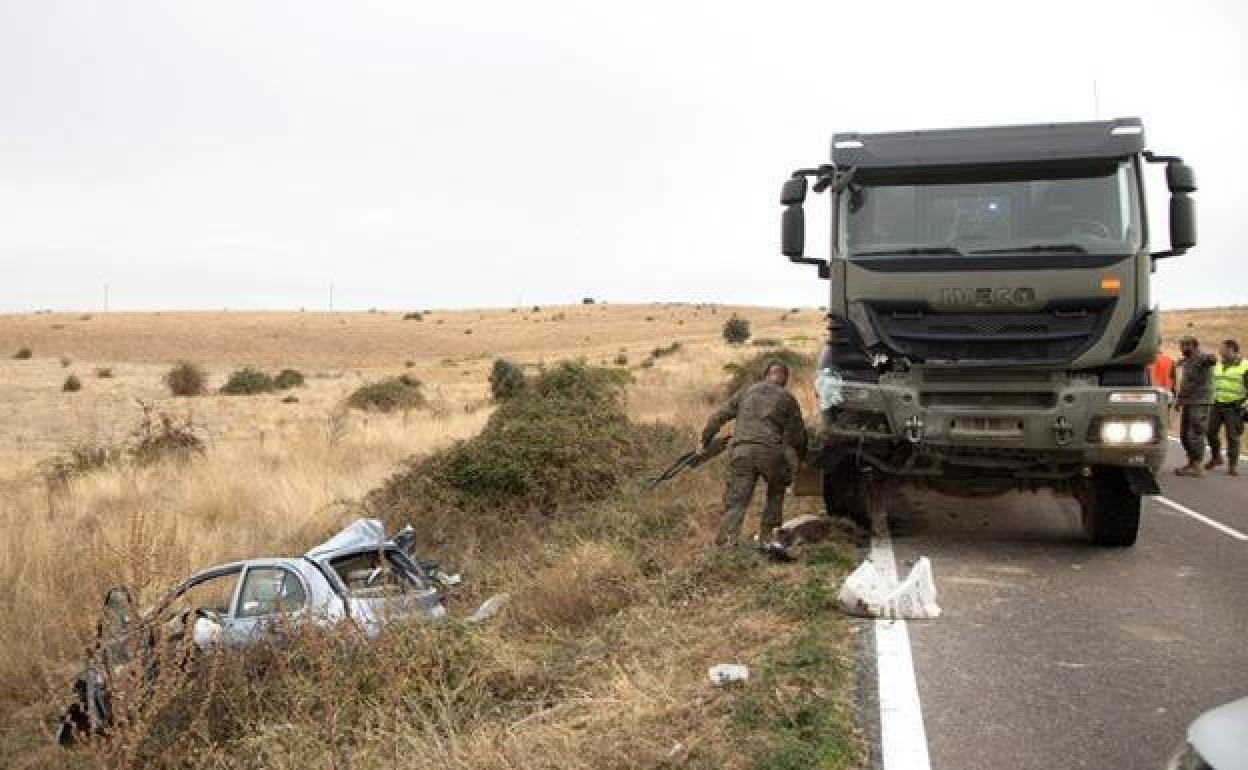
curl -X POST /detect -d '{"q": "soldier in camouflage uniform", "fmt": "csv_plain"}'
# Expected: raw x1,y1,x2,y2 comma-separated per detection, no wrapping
701,361,808,547
1175,335,1218,477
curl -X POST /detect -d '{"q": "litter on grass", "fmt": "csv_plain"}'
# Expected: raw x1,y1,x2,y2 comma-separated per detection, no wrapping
837,556,941,620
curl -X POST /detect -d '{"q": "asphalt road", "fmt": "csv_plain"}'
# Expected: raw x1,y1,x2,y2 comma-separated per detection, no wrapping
869,440,1248,769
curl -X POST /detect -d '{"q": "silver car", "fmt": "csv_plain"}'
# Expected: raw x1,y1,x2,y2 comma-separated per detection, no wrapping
1167,696,1248,770
56,519,459,745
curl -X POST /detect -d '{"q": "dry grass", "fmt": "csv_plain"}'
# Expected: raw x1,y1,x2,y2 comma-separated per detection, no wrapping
1161,306,1248,355
0,305,857,769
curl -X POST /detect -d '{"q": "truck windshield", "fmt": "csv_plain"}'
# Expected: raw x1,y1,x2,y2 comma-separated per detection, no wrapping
840,159,1141,258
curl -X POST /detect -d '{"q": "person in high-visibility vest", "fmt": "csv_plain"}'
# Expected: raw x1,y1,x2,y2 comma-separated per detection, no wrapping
1206,339,1248,476
1150,345,1177,399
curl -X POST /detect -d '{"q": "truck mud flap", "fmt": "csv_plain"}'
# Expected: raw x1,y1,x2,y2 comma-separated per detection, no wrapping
793,462,822,497
1122,467,1161,496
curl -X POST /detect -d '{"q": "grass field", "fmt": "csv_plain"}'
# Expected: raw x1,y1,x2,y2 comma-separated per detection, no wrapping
0,304,857,769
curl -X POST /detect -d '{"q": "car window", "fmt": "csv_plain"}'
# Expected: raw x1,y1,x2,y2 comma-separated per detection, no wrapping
329,550,419,598
168,568,242,618
236,567,308,618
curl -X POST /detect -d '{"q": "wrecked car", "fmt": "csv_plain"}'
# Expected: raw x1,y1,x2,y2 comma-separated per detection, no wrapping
56,519,494,745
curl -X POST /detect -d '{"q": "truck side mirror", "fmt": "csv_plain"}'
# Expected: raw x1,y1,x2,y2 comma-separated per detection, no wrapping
1148,159,1197,259
1166,162,1196,193
1170,193,1196,251
782,205,805,257
781,176,808,205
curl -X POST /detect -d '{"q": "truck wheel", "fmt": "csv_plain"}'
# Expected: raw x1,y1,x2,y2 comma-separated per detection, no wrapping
823,462,873,529
1080,468,1141,547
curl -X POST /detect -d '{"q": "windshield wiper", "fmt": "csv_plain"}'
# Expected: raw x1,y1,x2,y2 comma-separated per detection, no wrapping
970,243,1088,255
854,246,964,257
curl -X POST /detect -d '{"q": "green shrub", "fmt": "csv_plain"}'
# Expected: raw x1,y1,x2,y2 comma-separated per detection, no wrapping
274,368,305,389
59,356,72,368
722,315,751,345
220,367,276,395
722,349,815,398
95,367,114,378
347,377,426,412
13,347,32,360
164,361,207,397
62,374,82,392
752,338,782,347
614,353,629,366
372,361,675,517
403,311,423,321
650,341,682,359
489,358,527,401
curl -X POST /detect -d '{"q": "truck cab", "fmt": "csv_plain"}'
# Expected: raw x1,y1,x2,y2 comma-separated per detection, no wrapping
781,117,1197,547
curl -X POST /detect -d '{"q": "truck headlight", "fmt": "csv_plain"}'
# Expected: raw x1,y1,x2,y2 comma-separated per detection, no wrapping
1108,390,1161,404
1098,418,1155,445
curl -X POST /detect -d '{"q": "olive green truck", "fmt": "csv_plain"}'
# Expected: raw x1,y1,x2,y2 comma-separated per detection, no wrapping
782,117,1197,547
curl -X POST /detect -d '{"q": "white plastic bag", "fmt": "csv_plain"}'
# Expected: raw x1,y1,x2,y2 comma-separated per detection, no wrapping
837,557,940,620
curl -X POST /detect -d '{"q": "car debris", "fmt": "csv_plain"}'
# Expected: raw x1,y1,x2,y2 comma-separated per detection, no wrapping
55,518,502,746
836,556,941,620
707,663,750,686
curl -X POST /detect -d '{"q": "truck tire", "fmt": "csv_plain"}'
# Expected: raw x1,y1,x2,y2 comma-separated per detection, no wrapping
822,461,873,529
1079,468,1141,547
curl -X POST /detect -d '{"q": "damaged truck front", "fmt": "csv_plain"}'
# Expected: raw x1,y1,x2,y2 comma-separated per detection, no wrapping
782,118,1197,547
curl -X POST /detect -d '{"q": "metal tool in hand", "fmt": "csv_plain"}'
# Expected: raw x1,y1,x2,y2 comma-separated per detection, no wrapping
645,434,731,490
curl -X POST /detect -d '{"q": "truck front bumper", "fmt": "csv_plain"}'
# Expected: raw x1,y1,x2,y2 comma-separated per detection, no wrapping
823,381,1170,475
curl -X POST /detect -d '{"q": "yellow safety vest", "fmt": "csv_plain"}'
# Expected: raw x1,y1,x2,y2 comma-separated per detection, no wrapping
1214,359,1248,403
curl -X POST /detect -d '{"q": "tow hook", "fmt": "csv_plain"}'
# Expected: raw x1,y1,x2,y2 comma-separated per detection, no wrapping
1053,416,1074,446
904,415,925,444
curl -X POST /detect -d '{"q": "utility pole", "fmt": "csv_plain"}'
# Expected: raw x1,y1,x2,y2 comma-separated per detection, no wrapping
329,282,335,313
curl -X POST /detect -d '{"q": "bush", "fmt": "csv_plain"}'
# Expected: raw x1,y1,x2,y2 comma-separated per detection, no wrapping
13,347,32,359
164,361,208,397
95,367,114,378
220,367,276,395
752,337,782,347
274,368,305,389
347,377,426,412
131,405,205,466
721,349,815,398
614,353,629,366
650,341,682,359
62,374,82,392
489,358,527,401
722,315,751,345
582,297,595,305
372,361,676,517
403,311,423,321
59,356,72,368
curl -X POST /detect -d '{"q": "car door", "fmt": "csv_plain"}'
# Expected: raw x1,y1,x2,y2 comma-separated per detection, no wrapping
221,563,311,645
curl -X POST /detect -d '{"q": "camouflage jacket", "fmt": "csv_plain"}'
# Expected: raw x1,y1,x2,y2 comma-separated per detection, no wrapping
702,381,807,457
1176,352,1217,405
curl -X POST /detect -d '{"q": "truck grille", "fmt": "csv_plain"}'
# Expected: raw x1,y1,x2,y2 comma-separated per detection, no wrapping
864,299,1115,364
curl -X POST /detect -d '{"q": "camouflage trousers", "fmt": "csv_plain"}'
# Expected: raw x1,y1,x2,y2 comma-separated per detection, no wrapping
715,443,791,547
1180,404,1212,463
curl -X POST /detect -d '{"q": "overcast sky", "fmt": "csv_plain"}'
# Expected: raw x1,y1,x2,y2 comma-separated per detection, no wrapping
2,0,1245,311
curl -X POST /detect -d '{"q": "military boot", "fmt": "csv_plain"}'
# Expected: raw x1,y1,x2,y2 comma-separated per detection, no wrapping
1229,460,1239,477
1205,455,1223,470
1175,462,1205,477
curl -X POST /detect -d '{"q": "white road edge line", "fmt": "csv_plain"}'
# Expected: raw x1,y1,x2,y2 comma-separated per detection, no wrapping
1153,495,1248,541
869,506,933,770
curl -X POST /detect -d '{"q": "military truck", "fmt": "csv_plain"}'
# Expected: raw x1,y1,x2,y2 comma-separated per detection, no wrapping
781,117,1196,547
